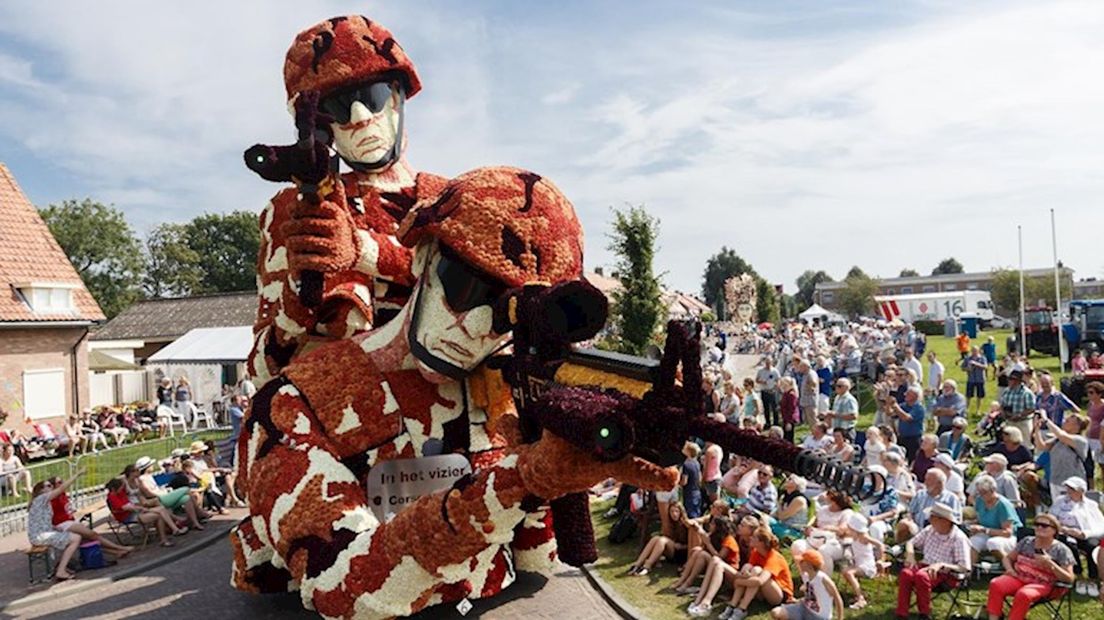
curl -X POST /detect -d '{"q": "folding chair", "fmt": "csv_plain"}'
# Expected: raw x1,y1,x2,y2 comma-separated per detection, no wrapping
158,405,188,436
107,513,156,548
931,570,974,620
1028,580,1073,620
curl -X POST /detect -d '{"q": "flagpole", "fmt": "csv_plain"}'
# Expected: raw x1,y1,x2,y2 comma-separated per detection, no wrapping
1019,225,1026,358
1051,208,1066,372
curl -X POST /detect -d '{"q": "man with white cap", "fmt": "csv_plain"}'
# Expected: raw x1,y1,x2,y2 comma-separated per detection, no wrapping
932,452,965,503
1050,476,1104,596
898,502,972,620
967,453,1021,506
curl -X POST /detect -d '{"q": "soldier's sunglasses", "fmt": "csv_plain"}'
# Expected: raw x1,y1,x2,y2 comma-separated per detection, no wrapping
436,245,509,313
320,80,399,125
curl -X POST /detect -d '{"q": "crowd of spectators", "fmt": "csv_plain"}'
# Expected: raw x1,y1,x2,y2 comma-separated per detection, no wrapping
606,318,1104,619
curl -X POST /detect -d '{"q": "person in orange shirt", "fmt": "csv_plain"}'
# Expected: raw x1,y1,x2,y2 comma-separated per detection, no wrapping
721,526,795,620
956,331,971,360
687,517,742,616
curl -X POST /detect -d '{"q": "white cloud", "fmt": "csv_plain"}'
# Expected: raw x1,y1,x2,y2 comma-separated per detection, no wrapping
1,0,1102,295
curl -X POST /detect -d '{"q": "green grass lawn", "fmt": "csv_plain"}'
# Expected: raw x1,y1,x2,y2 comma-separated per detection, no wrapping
587,329,1098,619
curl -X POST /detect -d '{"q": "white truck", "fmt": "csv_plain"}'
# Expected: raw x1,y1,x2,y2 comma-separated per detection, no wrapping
874,291,994,324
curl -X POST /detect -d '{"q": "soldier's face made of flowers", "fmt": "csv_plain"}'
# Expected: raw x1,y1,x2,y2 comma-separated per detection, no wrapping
325,81,402,166
412,243,509,377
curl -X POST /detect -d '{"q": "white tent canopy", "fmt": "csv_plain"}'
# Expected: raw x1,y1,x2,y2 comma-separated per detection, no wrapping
147,326,253,364
799,303,831,320
799,303,844,323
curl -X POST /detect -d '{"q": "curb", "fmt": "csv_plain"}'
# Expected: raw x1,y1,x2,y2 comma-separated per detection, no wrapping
580,564,645,620
1,521,233,614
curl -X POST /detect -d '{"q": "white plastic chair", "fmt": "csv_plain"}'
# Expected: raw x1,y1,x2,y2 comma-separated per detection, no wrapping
157,404,187,437
188,402,215,430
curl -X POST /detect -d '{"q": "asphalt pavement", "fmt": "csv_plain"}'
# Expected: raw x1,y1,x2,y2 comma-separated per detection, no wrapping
7,538,622,620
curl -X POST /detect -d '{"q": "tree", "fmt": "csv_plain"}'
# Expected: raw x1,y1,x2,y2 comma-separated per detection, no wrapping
39,199,144,318
701,247,758,317
144,223,203,297
779,293,799,319
845,265,867,280
183,211,261,293
794,270,833,308
932,257,964,276
989,269,1072,314
837,273,879,318
899,268,920,277
755,278,781,324
607,205,664,355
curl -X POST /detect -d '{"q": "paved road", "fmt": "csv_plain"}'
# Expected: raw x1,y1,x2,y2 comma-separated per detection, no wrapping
9,539,621,620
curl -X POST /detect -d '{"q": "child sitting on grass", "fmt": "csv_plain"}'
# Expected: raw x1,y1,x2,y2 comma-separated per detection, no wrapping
771,548,843,620
839,513,883,610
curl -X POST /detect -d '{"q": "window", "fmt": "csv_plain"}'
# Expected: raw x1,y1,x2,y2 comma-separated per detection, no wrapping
966,282,979,290
23,369,66,420
886,288,895,295
900,286,913,294
822,292,834,303
922,285,936,293
16,284,75,314
944,284,957,291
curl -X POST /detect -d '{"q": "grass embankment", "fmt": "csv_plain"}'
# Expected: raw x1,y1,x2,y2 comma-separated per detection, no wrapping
588,329,1095,619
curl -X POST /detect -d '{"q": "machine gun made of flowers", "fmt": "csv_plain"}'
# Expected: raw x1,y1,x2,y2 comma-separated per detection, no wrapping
488,280,886,567
243,90,339,309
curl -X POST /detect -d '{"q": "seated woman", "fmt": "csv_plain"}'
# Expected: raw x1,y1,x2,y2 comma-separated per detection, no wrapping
673,516,739,595
98,409,129,447
62,414,87,457
79,409,110,452
769,474,809,542
27,472,85,580
861,426,887,469
105,478,187,546
717,526,795,620
132,457,207,530
881,450,916,502
0,443,32,497
721,456,760,499
825,429,854,464
46,475,132,558
967,474,1021,563
181,459,225,514
193,442,244,507
791,489,854,574
858,464,900,542
986,513,1075,620
685,518,749,617
628,503,690,576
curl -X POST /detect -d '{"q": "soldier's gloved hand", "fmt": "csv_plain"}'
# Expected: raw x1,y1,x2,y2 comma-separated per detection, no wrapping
283,198,359,275
515,430,678,501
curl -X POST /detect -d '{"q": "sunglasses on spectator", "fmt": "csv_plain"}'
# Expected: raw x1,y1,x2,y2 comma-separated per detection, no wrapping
1035,522,1056,530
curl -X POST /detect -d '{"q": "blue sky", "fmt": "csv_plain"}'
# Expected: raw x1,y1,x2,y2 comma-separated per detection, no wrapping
2,1,1102,295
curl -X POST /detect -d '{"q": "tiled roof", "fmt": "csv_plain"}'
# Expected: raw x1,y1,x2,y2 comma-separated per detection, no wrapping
0,162,105,323
91,291,257,342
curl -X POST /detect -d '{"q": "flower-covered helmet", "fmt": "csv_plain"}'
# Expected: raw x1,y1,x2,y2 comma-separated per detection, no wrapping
283,15,422,102
398,167,584,288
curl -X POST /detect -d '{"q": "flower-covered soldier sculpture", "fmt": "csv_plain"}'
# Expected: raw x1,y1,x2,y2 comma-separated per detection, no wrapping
248,15,448,386
230,167,679,619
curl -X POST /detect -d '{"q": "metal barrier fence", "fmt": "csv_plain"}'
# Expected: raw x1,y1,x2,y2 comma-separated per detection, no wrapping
0,427,232,537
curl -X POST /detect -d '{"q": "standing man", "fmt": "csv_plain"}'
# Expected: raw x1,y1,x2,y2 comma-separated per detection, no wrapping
825,378,858,440
892,386,927,461
902,348,924,387
962,346,988,416
1000,370,1036,443
798,359,819,426
931,380,967,436
756,356,781,428
926,351,944,407
1036,371,1080,426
